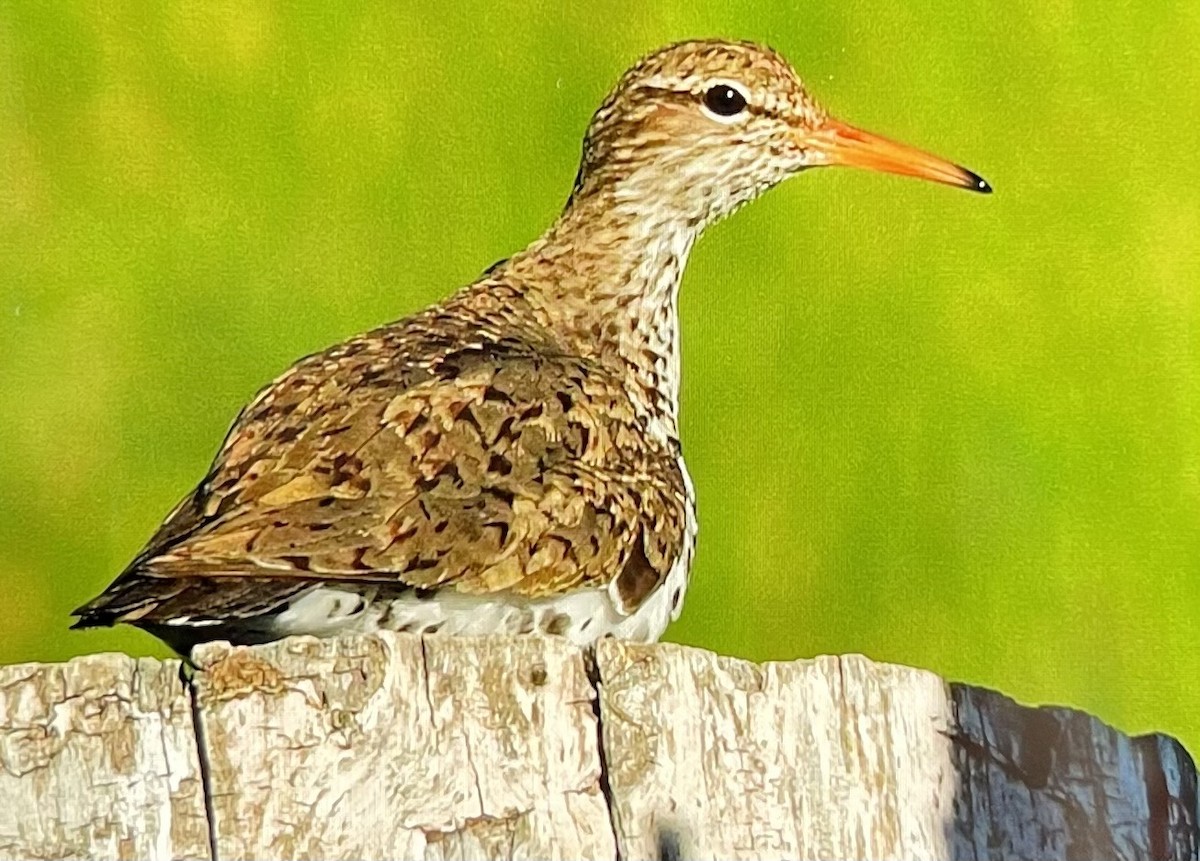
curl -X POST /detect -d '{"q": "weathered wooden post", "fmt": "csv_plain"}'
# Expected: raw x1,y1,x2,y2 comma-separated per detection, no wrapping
0,633,1195,860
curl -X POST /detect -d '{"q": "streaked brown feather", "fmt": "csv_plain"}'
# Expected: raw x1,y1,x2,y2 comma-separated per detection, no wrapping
72,38,849,646
74,291,688,627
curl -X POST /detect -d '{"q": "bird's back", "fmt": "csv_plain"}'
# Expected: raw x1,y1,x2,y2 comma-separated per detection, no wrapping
74,282,695,652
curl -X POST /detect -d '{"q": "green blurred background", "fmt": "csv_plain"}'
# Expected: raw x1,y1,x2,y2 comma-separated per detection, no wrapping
2,2,1198,749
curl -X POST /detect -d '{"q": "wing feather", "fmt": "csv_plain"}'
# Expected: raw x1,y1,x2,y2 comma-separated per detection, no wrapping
74,311,688,628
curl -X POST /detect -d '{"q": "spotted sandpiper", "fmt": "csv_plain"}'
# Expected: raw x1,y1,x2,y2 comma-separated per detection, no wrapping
73,40,990,654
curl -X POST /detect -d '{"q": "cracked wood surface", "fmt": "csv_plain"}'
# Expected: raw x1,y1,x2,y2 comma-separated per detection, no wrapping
0,633,1195,861
596,642,1199,860
0,654,208,860
189,634,613,860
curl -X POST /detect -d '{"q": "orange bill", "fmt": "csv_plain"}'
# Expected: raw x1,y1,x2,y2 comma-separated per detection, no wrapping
801,118,991,193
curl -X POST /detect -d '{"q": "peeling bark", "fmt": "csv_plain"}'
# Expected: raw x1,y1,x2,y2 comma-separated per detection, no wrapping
0,654,208,860
189,634,615,860
596,644,961,860
595,641,1199,861
0,634,1194,861
950,685,1198,860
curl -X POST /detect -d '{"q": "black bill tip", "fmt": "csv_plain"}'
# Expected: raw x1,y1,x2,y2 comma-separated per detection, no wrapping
965,169,993,194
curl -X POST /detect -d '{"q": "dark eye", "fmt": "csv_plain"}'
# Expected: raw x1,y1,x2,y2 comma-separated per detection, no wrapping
703,84,748,117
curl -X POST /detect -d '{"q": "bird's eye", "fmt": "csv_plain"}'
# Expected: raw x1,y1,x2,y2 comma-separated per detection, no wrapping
702,84,748,118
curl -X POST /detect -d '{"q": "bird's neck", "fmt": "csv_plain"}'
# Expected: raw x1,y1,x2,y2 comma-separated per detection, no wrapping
502,186,699,443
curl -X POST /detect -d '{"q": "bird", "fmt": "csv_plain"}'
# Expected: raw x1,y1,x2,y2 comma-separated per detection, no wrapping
72,39,990,656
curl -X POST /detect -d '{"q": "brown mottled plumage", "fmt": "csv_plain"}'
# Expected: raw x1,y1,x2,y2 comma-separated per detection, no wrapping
73,40,989,654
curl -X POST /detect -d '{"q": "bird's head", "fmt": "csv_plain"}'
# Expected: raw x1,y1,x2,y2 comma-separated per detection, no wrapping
571,40,990,225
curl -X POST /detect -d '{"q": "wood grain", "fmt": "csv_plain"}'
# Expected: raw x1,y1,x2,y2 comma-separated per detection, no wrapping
1,634,1195,860
0,654,208,860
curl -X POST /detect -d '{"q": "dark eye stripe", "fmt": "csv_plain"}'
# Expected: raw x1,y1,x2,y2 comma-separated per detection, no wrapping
638,85,773,119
